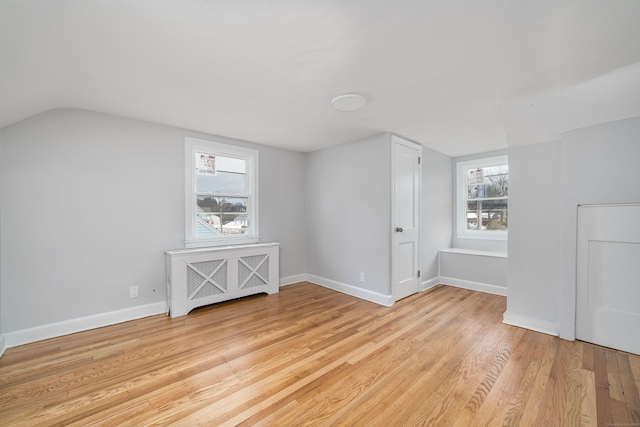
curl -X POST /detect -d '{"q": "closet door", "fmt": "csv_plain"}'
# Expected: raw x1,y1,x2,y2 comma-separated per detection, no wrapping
576,204,640,355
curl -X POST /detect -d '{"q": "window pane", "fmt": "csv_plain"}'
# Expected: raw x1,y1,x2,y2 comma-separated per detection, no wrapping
466,200,508,231
196,153,246,195
467,165,508,199
484,165,508,197
197,196,248,236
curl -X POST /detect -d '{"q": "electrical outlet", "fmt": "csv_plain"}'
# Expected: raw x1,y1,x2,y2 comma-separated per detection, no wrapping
360,272,366,282
129,286,138,298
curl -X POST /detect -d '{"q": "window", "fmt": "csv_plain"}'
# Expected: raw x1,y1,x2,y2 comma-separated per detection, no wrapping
456,155,508,239
185,137,258,247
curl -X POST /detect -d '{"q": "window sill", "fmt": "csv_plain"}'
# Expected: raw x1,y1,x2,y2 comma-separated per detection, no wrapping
439,248,507,258
169,241,277,255
185,236,260,249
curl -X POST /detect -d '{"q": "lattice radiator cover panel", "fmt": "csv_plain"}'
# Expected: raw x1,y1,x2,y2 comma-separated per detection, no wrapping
165,243,279,318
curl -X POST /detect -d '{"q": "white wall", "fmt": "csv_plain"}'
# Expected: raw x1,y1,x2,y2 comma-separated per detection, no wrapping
306,133,392,299
505,140,562,334
505,116,640,338
421,145,452,282
0,109,307,335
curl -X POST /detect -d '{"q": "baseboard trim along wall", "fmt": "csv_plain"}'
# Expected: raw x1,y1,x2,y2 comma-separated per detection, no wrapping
279,274,309,287
502,311,559,337
439,276,507,296
421,277,440,292
3,302,167,349
0,335,6,359
283,274,440,304
307,274,394,307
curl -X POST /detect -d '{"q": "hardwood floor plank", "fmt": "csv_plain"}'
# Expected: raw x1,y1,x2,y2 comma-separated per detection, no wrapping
607,348,626,402
594,346,616,426
517,335,558,426
563,341,587,426
582,341,595,372
631,354,640,384
580,367,598,426
452,328,522,426
1,282,639,426
462,327,532,426
501,336,548,426
617,352,640,424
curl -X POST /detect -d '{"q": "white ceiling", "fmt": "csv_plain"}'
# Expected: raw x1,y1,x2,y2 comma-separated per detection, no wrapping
1,1,640,156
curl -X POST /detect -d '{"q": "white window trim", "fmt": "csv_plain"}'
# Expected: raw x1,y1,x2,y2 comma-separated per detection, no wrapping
185,137,259,248
456,155,508,241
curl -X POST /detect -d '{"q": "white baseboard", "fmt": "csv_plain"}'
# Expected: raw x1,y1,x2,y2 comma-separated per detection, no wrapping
307,274,393,307
420,277,440,292
439,276,507,296
3,302,167,349
503,311,559,337
280,274,308,287
0,335,6,359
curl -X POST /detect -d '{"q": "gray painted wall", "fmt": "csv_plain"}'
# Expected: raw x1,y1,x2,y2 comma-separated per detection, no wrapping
421,145,453,280
505,116,640,337
306,133,392,296
306,133,452,297
559,116,640,339
0,109,307,333
0,133,3,350
506,140,562,326
440,251,507,289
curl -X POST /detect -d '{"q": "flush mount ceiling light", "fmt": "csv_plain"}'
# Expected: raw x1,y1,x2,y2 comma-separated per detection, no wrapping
331,93,367,111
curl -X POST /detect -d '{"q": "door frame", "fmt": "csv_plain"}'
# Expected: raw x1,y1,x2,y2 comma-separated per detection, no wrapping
391,135,422,303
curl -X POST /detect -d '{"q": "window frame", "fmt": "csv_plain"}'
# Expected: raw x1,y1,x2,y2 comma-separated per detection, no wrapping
456,155,508,241
184,137,259,248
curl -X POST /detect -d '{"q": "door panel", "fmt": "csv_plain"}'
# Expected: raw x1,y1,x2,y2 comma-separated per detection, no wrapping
393,138,421,301
398,241,416,283
577,204,640,355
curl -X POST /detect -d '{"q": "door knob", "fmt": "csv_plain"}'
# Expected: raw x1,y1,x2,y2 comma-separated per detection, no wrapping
395,227,404,232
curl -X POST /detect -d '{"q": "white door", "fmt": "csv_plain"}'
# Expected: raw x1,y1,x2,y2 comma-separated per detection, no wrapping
392,137,422,301
576,204,640,355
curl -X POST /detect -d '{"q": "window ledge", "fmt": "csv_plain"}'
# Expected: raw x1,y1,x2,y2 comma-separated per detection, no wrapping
439,248,507,258
185,237,259,249
168,242,278,255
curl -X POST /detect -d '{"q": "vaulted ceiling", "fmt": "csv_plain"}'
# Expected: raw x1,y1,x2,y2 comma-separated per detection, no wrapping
1,1,639,156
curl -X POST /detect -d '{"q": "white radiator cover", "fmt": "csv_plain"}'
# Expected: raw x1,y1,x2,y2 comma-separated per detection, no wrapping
165,243,280,318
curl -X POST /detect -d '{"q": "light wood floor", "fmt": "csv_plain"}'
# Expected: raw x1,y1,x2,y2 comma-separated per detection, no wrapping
1,283,639,426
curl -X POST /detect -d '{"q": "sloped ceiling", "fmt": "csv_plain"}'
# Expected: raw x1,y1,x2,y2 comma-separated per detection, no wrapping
1,0,639,156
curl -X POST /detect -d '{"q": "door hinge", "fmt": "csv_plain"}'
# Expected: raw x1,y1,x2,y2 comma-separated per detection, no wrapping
417,270,421,278
418,157,421,164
